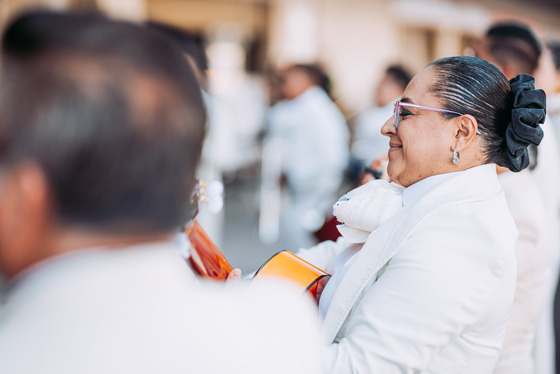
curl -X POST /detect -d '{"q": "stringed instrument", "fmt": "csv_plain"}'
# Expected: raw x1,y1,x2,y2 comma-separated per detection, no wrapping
253,250,330,298
185,181,330,298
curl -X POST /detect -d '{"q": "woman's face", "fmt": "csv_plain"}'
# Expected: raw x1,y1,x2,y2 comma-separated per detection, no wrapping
381,66,457,187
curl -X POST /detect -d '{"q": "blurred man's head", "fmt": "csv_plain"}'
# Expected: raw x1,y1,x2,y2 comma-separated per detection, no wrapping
374,65,411,107
549,42,560,90
476,21,542,78
280,64,330,100
0,11,206,279
146,21,208,90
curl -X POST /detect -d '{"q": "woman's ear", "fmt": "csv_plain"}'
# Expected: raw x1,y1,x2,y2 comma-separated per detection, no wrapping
454,114,479,152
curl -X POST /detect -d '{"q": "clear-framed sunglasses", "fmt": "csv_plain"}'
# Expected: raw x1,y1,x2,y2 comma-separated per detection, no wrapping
393,101,481,135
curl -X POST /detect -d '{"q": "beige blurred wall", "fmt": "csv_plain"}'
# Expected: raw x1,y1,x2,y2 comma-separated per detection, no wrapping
0,0,65,24
266,0,488,112
147,0,266,35
1,0,560,114
0,0,144,24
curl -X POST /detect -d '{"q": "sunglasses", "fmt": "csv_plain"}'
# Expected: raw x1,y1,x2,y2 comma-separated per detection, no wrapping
393,101,481,135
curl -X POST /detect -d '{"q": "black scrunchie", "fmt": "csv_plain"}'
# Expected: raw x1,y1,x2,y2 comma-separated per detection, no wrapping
504,73,546,172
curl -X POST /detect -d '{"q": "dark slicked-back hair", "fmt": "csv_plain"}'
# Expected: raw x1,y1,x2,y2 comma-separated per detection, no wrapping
428,56,515,170
485,21,542,74
0,10,206,233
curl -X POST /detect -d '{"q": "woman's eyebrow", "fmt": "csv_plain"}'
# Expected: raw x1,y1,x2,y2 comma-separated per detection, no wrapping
400,97,414,104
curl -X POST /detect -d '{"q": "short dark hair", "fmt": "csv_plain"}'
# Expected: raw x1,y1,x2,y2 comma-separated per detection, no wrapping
385,65,411,91
485,22,542,74
0,10,206,233
549,41,560,71
428,56,516,169
146,21,207,73
288,64,331,95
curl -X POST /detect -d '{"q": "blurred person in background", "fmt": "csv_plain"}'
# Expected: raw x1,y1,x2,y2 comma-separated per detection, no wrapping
267,64,349,251
296,55,544,372
0,10,324,374
548,42,560,147
476,21,560,374
547,41,560,374
147,21,226,249
352,64,412,165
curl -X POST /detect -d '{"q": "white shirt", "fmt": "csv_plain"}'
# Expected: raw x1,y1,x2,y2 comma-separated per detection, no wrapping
318,244,360,317
268,86,349,206
402,170,460,207
494,170,549,374
0,242,325,374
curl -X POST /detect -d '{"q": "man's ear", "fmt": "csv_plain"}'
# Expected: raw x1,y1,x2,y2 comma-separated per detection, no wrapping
0,161,53,280
454,114,479,152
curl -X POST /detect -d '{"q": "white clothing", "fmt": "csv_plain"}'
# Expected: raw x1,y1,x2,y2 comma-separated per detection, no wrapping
401,170,459,206
548,94,560,148
318,245,360,317
298,164,518,373
268,86,349,250
530,117,560,235
494,170,549,374
333,180,404,243
0,243,324,374
352,102,394,163
531,117,560,374
319,180,404,316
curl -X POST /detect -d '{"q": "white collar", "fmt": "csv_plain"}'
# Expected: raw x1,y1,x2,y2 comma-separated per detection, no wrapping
402,171,461,207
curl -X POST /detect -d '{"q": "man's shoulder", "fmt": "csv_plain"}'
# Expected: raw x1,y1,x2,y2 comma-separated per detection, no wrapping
0,252,324,374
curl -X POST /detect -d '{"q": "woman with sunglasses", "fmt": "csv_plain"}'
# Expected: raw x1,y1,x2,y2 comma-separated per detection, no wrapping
297,55,545,372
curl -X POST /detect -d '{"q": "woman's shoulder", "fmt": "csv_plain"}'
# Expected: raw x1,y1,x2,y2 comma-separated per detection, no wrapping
393,195,517,287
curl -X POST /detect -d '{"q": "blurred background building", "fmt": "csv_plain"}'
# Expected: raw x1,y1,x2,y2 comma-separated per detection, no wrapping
2,0,560,271
3,0,560,123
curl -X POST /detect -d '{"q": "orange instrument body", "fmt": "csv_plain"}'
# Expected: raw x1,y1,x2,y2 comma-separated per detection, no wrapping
185,220,233,281
184,220,330,298
253,251,330,298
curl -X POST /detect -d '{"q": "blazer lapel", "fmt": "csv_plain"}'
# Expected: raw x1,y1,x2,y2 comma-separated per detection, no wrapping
320,213,399,343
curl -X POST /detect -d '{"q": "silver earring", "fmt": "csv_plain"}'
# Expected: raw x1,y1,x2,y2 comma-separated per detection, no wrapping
452,147,460,165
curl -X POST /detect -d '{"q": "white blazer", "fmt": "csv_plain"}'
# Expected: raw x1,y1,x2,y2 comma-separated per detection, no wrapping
299,164,518,373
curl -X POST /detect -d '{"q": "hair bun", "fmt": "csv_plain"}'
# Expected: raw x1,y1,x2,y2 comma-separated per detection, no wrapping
504,73,545,172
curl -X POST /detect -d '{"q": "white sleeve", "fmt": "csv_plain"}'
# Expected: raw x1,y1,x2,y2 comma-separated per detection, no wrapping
296,237,352,274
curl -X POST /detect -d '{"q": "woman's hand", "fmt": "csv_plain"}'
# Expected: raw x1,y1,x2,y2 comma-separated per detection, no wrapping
227,268,242,282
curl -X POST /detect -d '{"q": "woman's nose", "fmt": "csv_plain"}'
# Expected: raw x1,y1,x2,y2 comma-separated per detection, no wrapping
381,116,396,136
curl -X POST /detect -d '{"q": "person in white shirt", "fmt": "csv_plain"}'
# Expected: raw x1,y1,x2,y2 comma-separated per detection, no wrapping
268,64,349,250
297,56,545,372
548,43,560,146
0,11,323,374
477,22,560,374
